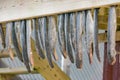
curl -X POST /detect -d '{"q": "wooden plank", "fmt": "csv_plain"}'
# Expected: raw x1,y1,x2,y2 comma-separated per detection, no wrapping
98,23,120,30
0,67,36,75
98,31,120,43
0,0,120,23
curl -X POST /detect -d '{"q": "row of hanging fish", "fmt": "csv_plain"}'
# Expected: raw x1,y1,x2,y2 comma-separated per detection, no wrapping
0,6,117,72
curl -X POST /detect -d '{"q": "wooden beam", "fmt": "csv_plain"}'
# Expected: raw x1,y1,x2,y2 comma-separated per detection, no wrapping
98,31,120,43
0,0,120,23
0,67,36,75
31,38,70,80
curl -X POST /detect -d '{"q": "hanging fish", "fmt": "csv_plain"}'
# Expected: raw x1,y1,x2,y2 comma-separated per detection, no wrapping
26,20,34,67
38,18,46,51
57,14,67,58
45,17,54,68
20,20,31,72
32,19,45,59
70,13,76,52
14,21,22,49
85,10,94,64
5,22,15,60
93,8,101,62
12,22,23,62
48,16,58,64
0,24,5,52
65,13,74,63
76,12,83,69
107,6,117,65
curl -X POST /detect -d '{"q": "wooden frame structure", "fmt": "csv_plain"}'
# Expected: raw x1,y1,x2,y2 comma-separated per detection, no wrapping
0,0,120,80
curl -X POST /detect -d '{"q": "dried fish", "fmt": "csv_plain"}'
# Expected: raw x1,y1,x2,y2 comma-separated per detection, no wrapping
26,20,34,66
0,24,5,51
5,22,15,60
65,14,74,63
14,21,21,48
76,12,83,69
57,14,67,58
32,19,45,59
48,16,58,61
12,22,23,62
38,18,46,50
45,17,54,68
107,6,117,65
38,18,44,49
70,13,76,52
93,8,101,62
86,10,94,64
20,20,31,72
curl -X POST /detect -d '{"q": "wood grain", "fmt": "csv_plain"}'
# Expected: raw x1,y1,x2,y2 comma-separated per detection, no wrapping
0,0,119,23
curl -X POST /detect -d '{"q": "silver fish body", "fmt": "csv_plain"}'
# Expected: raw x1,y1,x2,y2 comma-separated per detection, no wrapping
20,20,31,72
45,17,54,68
0,24,5,51
57,14,67,58
38,18,46,50
47,16,58,67
93,8,101,62
76,12,83,69
107,6,117,65
14,21,21,48
5,22,15,60
65,14,74,63
12,22,23,62
70,13,76,52
26,20,33,66
85,10,94,64
32,19,45,59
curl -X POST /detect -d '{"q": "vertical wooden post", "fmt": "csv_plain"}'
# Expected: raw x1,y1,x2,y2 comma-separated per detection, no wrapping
103,42,120,80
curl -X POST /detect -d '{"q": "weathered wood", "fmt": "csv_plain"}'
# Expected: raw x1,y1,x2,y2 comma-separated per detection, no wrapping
0,67,36,75
0,0,119,23
31,37,70,80
98,31,120,43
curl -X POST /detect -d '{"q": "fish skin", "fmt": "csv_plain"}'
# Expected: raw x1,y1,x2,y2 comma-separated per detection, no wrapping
14,21,22,49
41,18,46,51
38,18,44,49
93,8,101,62
12,22,23,62
26,20,34,67
0,24,5,51
32,19,45,59
65,13,74,63
85,10,94,64
76,12,83,69
45,17,54,68
20,20,31,72
48,16,58,61
5,22,15,60
70,13,76,52
57,14,67,58
107,6,117,65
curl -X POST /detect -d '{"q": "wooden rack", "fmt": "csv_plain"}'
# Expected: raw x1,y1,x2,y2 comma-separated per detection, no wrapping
0,0,120,80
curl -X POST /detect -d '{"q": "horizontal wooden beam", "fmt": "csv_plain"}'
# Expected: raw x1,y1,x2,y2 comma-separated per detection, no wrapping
0,67,36,75
0,0,120,23
98,31,120,43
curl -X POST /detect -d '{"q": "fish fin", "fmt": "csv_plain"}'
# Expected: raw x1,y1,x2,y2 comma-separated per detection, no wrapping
53,49,58,61
76,53,82,69
30,52,34,67
88,43,93,64
9,48,15,60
